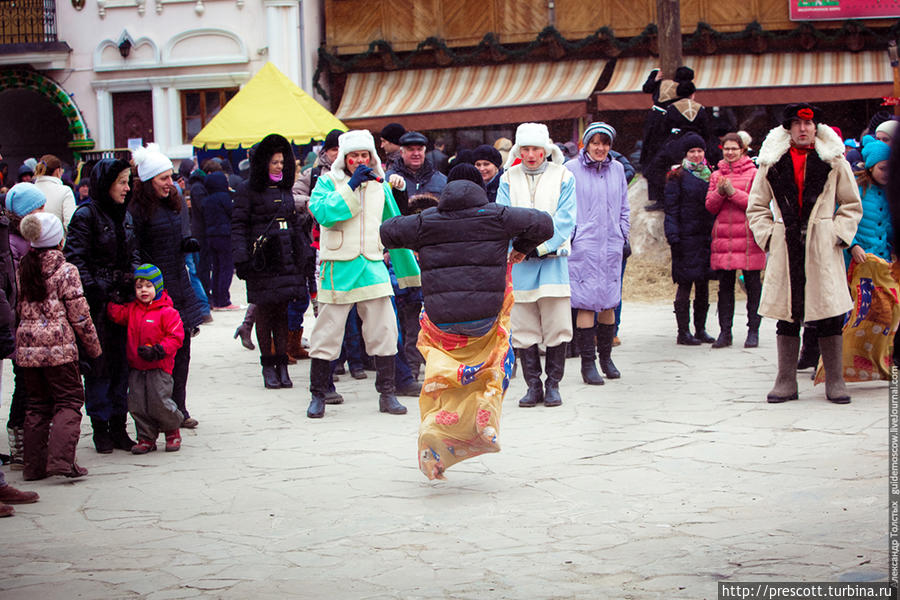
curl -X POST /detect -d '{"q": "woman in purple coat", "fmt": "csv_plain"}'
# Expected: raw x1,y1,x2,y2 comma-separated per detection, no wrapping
565,122,630,385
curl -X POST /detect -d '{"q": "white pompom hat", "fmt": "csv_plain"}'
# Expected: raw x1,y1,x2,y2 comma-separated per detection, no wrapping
506,122,565,168
131,143,174,182
330,130,385,183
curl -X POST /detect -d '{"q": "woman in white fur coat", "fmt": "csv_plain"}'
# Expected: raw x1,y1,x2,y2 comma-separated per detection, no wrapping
746,103,861,405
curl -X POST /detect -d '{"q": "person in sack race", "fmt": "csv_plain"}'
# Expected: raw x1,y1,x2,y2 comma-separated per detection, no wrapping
746,103,862,404
231,134,311,390
306,130,421,419
496,122,577,409
381,162,552,480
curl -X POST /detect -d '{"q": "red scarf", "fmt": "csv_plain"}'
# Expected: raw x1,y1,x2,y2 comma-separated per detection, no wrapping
789,144,814,208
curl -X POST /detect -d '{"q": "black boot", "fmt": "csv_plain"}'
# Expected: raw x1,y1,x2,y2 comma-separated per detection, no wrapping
543,344,566,407
275,355,293,389
745,316,761,348
797,326,820,370
109,414,136,451
674,300,700,345
307,358,331,418
234,304,256,350
693,297,715,343
517,345,544,407
574,327,603,385
596,323,620,379
90,417,114,454
712,293,734,348
374,355,407,415
261,356,281,389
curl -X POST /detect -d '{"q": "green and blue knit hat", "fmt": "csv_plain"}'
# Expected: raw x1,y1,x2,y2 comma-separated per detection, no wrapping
134,264,164,299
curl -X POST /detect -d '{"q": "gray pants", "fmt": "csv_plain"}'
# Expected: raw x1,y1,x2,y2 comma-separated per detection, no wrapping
128,369,184,441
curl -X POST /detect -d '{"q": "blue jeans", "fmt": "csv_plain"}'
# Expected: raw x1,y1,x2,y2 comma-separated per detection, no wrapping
185,253,210,315
287,293,310,331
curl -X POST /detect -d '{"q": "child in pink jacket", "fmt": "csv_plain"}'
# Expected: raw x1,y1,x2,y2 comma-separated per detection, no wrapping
107,264,185,453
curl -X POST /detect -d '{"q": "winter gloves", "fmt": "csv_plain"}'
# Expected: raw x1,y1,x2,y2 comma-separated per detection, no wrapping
137,343,166,362
348,165,374,191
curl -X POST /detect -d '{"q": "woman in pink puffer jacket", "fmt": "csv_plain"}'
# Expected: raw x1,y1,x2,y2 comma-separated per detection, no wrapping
705,132,766,349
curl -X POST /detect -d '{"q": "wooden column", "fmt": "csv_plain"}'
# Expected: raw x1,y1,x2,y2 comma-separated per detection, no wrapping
656,0,682,79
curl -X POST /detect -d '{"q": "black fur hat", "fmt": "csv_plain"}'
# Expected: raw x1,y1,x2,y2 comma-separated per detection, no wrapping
781,103,823,130
249,133,295,192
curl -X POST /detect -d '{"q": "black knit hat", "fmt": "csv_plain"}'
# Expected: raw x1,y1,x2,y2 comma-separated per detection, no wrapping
781,103,823,130
471,144,502,169
380,123,406,145
447,163,484,187
323,129,342,151
679,132,707,157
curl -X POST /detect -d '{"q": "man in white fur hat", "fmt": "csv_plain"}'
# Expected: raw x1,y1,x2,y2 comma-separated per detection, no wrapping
746,103,861,405
496,122,577,408
307,130,421,419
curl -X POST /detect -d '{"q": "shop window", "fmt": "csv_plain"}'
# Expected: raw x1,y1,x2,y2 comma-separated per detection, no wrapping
181,88,238,143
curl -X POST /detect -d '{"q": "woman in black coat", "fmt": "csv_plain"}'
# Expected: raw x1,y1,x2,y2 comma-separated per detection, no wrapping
129,145,205,428
232,134,310,389
663,133,715,346
65,158,141,452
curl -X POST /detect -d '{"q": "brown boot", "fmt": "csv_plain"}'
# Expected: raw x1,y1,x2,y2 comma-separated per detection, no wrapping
767,335,800,403
0,484,39,504
287,329,309,360
819,334,851,404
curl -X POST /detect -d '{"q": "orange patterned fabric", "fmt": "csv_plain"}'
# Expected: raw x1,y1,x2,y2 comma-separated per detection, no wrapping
815,255,900,384
416,272,515,480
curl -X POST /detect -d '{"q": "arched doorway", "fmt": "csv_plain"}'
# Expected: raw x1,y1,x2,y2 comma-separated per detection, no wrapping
0,69,94,178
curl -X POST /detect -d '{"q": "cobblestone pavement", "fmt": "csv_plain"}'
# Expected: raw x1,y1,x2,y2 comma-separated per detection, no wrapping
0,300,889,599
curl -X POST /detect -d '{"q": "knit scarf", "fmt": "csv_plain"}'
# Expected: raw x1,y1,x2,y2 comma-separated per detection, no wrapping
681,158,711,182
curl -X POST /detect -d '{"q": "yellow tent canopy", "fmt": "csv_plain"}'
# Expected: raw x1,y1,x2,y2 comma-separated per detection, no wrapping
192,62,346,149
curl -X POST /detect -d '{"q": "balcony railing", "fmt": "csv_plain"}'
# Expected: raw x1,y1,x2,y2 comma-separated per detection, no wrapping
0,0,58,44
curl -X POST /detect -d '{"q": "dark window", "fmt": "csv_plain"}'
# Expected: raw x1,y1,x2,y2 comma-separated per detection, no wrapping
180,88,238,143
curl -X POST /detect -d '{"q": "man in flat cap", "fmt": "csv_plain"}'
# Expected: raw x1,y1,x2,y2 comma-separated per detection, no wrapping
386,131,448,205
746,103,862,405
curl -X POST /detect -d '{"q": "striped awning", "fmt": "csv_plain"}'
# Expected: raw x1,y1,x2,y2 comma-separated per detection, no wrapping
336,60,607,130
597,51,893,109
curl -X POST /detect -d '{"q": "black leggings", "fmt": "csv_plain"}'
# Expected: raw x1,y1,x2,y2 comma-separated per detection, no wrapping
718,270,762,329
776,315,844,338
256,301,289,357
675,280,709,306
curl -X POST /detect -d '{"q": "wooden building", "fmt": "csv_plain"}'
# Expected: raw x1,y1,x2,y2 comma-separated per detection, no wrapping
318,0,900,154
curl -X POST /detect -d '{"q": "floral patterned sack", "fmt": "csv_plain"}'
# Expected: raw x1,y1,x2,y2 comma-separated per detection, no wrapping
416,271,515,480
815,255,900,384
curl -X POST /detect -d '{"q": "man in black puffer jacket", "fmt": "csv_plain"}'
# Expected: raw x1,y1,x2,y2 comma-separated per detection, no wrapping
380,163,553,480
380,163,553,330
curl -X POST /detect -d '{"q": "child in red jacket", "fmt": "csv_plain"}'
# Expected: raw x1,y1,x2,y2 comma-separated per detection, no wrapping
107,264,185,453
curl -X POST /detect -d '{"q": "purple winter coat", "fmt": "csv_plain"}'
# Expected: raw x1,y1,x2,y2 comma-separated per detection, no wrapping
565,151,630,312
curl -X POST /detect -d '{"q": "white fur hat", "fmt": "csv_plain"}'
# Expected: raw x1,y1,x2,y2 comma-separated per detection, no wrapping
131,143,174,182
330,130,385,183
506,122,565,168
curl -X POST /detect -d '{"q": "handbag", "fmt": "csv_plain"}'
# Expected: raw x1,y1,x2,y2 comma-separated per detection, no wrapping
250,215,278,272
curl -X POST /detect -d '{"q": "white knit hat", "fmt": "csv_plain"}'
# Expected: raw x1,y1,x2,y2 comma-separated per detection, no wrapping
506,123,565,168
876,119,898,140
20,212,64,249
131,143,174,182
330,130,385,183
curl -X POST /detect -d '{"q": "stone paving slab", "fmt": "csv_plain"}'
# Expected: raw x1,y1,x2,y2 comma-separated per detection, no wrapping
0,300,889,599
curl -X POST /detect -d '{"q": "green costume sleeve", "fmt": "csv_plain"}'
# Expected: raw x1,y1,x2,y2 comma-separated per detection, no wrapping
309,174,361,228
382,183,421,288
